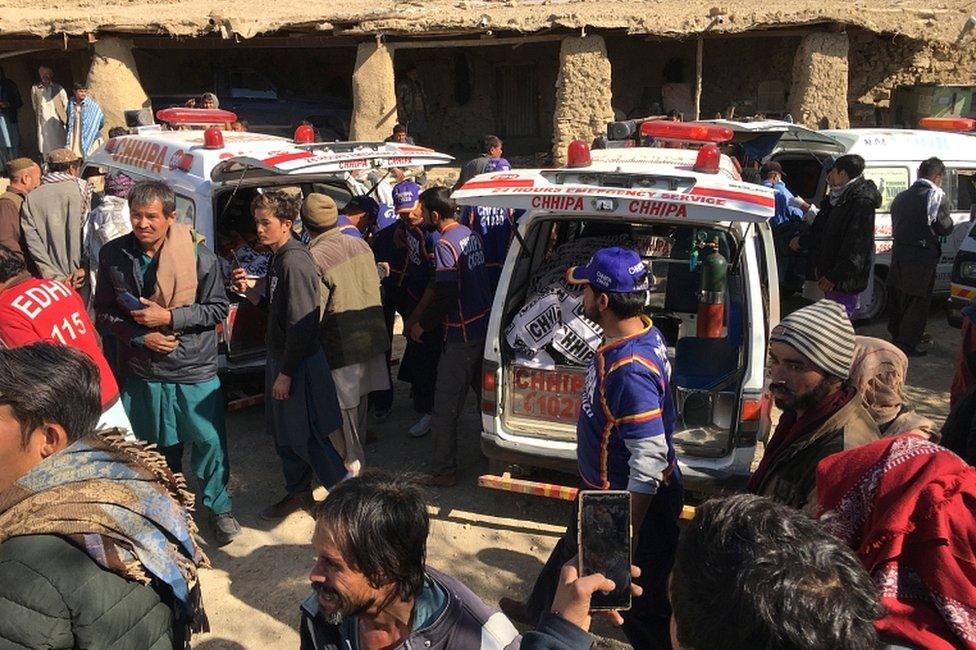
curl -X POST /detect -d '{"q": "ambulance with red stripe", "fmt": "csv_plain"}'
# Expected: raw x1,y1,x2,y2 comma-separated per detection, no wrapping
83,109,452,373
456,121,778,492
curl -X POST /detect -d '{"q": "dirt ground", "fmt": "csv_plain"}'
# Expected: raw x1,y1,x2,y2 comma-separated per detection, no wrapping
189,301,958,649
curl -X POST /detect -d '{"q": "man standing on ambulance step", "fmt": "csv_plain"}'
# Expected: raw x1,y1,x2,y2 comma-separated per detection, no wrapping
95,180,241,546
408,187,492,487
0,243,132,434
499,247,682,650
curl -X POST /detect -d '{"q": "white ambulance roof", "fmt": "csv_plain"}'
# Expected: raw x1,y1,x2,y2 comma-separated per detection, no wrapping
86,130,453,185
454,150,774,224
822,129,976,163
587,147,740,178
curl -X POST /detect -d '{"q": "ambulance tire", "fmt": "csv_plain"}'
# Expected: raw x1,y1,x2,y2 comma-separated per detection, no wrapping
858,269,888,323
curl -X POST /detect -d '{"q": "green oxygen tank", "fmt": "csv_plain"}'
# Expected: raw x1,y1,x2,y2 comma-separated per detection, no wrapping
697,237,728,338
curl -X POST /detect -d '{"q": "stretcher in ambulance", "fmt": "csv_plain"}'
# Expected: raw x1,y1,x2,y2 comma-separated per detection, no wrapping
82,112,453,373
457,125,778,492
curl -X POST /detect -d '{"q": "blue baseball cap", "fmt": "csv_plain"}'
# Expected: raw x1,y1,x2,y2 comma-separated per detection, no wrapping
487,157,511,172
566,247,650,293
393,181,421,213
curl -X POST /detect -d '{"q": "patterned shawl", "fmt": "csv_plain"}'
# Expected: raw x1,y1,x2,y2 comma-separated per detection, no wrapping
66,97,105,158
0,431,210,640
816,435,976,650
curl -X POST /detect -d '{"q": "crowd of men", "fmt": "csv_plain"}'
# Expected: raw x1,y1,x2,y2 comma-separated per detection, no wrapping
0,68,974,650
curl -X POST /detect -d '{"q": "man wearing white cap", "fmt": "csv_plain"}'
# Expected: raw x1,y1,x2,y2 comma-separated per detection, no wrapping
748,299,880,511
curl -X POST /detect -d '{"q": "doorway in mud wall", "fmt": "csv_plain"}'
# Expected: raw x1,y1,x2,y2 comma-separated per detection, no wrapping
495,63,540,142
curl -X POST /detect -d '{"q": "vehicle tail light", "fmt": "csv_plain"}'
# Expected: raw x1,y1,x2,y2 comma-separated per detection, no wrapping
482,359,500,416
638,121,734,143
919,117,976,132
567,139,592,168
170,152,194,172
203,127,224,149
294,124,316,144
694,144,722,174
734,393,770,447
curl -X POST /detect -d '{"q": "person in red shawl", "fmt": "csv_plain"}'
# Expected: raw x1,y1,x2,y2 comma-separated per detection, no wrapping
817,434,976,650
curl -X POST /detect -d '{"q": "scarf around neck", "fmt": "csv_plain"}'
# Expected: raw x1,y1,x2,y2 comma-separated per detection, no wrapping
42,170,92,216
0,431,210,639
148,222,203,309
828,175,861,205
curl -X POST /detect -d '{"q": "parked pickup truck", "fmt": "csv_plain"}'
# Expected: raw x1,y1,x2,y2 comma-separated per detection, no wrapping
150,68,351,140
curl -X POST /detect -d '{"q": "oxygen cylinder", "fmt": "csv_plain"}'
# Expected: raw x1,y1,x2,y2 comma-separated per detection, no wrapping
696,238,728,338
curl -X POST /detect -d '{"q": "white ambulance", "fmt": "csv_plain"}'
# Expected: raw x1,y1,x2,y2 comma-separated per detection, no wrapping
455,121,778,492
726,119,976,320
82,114,452,373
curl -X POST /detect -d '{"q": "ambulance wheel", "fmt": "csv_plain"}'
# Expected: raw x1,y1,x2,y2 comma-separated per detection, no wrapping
859,271,888,322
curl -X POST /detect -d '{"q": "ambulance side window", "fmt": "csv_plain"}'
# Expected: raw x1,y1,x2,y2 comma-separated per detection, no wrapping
945,168,976,214
175,194,196,226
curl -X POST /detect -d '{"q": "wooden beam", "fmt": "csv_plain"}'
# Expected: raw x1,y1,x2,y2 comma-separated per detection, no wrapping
388,33,565,49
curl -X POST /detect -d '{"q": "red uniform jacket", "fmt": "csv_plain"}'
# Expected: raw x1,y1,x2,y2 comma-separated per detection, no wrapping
0,275,120,409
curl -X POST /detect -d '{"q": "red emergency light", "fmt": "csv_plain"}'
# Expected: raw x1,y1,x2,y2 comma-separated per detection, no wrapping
170,152,194,172
105,137,120,153
639,121,734,143
294,124,316,144
203,127,224,150
694,144,722,174
567,139,592,167
919,116,976,132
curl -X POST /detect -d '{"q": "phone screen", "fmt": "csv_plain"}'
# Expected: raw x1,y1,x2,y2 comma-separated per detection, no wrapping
578,490,632,611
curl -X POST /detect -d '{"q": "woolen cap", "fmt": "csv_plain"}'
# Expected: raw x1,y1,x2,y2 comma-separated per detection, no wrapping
769,299,855,379
301,193,338,230
46,148,80,164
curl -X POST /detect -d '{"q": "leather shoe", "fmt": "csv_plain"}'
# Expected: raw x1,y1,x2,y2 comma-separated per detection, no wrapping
498,597,532,625
418,472,457,487
260,491,314,520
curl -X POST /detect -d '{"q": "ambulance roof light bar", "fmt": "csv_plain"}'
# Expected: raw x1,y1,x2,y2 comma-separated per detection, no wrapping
154,107,238,127
566,139,592,168
638,121,734,143
919,116,976,132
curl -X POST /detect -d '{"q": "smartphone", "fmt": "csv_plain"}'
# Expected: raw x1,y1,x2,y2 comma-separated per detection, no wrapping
578,490,632,611
118,291,147,311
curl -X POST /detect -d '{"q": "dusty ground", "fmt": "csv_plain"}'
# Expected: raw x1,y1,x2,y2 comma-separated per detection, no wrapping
189,301,957,649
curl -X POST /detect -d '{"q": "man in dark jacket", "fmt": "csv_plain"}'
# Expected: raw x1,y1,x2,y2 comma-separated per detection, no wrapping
802,154,881,320
301,470,520,649
887,157,954,357
231,191,346,521
0,343,209,649
748,300,879,511
94,180,240,545
0,66,23,162
454,134,503,190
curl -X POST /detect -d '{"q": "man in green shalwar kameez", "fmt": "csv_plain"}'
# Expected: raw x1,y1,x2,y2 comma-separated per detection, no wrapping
94,180,240,545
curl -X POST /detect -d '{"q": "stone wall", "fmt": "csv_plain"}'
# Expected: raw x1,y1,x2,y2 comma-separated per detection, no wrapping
87,38,150,143
552,35,614,165
849,28,976,107
394,41,559,156
787,32,850,129
349,43,397,141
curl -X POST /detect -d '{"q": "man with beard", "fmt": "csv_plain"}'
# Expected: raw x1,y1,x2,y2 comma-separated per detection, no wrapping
300,470,520,649
748,299,879,512
500,247,682,650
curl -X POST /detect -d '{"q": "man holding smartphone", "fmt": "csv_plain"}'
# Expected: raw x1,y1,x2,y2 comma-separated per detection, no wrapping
501,247,682,650
94,180,239,546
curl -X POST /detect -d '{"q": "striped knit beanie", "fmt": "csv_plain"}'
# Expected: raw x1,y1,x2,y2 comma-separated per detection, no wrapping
769,299,855,379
